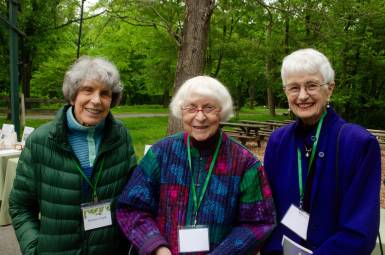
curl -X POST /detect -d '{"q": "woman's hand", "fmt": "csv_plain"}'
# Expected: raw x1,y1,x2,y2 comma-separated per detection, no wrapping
154,246,172,255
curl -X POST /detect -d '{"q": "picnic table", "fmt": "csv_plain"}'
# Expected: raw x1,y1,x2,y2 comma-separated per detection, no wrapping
220,119,296,146
367,129,385,146
240,119,293,130
220,122,267,146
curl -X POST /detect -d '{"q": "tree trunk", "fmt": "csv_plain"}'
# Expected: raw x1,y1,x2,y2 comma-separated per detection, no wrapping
167,0,215,135
267,86,275,116
21,39,32,109
248,80,255,109
265,24,275,116
162,85,170,108
284,12,289,54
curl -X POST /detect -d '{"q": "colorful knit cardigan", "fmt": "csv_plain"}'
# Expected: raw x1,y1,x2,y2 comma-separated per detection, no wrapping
117,131,276,255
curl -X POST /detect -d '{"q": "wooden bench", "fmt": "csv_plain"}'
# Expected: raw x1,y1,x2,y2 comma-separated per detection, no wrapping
223,130,257,145
240,120,293,131
220,122,266,147
256,128,273,146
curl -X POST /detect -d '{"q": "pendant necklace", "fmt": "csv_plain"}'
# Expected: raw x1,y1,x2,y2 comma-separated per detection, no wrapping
304,144,312,158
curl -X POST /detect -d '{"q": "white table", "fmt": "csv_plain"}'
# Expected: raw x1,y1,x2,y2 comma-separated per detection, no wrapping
0,150,21,200
0,158,19,225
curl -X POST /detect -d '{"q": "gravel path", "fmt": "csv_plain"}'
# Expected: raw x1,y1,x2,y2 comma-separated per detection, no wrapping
0,225,20,255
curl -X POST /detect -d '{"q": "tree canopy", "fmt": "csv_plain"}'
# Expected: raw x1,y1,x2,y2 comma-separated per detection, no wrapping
1,0,385,128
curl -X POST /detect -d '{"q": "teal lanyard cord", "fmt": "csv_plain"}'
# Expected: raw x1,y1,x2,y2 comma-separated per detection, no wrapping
297,111,327,208
73,158,105,202
186,132,222,226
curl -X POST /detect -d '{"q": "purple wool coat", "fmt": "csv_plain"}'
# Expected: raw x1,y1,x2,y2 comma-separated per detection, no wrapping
261,108,381,255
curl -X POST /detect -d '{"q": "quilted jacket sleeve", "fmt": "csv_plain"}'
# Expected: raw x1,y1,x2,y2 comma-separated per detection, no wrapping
9,137,40,255
116,149,168,255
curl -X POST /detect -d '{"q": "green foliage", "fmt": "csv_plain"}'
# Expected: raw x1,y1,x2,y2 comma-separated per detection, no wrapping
31,47,77,98
1,0,385,128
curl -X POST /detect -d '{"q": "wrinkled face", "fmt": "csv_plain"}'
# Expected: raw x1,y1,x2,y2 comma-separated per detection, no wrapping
182,96,221,141
284,72,334,125
71,80,112,126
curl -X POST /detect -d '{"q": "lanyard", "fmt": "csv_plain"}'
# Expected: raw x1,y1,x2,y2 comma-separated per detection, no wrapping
297,111,327,208
186,132,222,226
73,158,105,202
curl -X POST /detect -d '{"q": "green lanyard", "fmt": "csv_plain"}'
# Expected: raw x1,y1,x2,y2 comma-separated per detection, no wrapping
73,158,105,202
186,132,222,226
297,111,327,208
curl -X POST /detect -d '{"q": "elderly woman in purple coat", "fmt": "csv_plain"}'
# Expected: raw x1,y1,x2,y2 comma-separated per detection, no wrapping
261,48,381,255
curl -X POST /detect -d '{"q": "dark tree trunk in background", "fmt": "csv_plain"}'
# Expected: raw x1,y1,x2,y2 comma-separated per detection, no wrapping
167,0,215,135
20,0,38,110
163,86,170,108
265,24,276,116
248,81,255,109
21,39,32,108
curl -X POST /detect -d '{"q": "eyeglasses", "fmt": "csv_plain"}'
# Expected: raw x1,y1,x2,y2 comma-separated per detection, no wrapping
284,82,328,96
181,105,219,115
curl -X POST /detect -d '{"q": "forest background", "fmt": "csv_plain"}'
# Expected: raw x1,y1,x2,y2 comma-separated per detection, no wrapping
1,0,385,129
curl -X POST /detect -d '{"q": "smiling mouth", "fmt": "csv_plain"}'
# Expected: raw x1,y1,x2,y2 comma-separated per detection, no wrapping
193,126,208,129
86,108,103,114
297,103,314,109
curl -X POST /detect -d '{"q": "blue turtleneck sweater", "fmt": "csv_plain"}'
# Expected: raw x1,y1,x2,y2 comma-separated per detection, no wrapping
66,107,105,192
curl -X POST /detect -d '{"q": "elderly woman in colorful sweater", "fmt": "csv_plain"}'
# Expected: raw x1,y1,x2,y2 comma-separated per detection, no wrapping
117,76,276,255
261,48,381,255
10,56,137,255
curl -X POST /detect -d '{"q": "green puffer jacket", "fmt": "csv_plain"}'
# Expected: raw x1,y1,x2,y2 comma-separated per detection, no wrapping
9,105,137,255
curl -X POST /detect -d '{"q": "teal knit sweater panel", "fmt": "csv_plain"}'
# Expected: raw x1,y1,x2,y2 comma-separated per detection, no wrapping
66,107,105,183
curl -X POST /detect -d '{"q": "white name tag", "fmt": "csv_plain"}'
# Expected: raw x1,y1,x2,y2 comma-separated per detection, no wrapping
282,235,313,255
281,204,309,240
81,200,112,231
178,225,210,253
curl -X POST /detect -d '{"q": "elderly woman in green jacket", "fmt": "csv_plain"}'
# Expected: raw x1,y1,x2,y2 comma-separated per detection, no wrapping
9,56,137,255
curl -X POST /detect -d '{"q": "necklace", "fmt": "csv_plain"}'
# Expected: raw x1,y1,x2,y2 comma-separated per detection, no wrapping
304,144,312,158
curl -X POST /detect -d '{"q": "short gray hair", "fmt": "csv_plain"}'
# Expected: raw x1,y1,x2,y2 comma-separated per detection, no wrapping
170,76,234,121
281,48,335,86
62,56,123,107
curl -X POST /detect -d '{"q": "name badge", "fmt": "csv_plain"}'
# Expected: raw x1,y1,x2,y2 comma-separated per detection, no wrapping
281,204,309,240
282,235,313,255
178,225,210,253
81,200,112,231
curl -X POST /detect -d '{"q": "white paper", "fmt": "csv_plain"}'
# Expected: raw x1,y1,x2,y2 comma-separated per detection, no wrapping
282,235,313,255
1,124,15,135
281,204,309,240
2,131,17,149
21,127,34,145
178,226,210,253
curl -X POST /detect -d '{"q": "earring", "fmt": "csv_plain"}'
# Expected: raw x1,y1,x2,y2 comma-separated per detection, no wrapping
326,100,330,108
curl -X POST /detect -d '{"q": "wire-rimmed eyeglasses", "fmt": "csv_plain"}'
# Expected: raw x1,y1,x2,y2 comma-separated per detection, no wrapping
284,82,328,96
181,105,219,115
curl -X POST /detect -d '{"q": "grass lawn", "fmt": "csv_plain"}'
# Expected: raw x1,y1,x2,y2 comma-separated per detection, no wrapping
0,116,168,160
112,105,169,114
120,117,168,158
1,105,290,159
